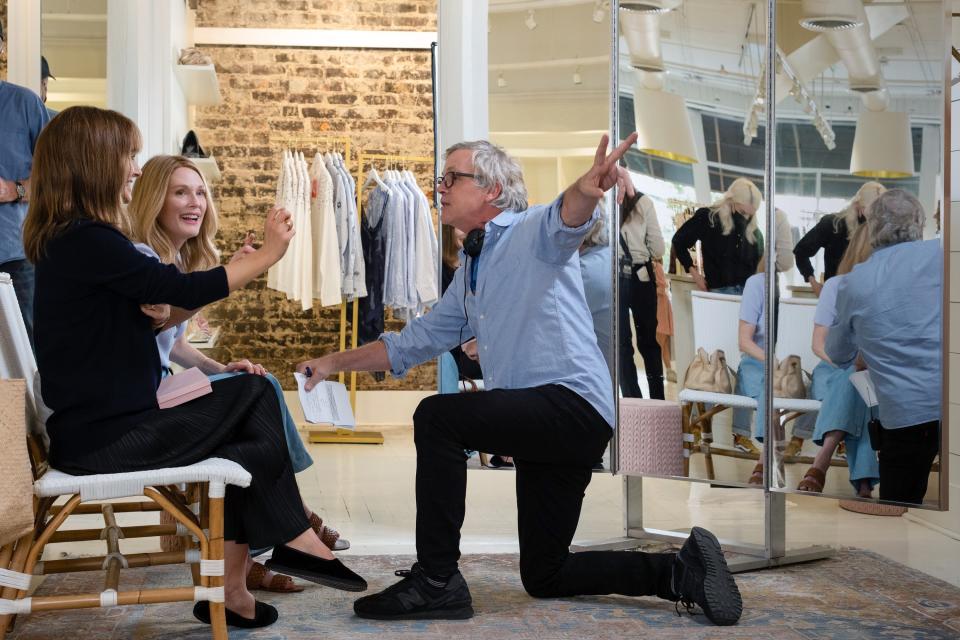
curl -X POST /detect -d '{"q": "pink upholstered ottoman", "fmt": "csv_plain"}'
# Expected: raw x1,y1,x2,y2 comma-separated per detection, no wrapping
617,399,684,477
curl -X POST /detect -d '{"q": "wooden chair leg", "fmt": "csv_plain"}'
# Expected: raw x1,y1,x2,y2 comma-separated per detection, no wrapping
206,488,228,640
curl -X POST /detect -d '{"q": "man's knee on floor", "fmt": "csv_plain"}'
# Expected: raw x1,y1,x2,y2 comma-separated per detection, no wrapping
520,561,562,599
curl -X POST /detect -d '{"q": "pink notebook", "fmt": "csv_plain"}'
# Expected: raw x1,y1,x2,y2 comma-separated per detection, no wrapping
157,367,212,409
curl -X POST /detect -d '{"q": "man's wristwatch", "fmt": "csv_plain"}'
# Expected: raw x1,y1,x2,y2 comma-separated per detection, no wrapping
14,181,26,203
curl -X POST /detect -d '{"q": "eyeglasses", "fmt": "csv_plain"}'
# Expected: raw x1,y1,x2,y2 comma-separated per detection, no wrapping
436,171,478,189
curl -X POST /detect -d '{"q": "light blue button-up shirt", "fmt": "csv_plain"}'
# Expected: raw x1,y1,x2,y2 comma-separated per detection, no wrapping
826,239,942,429
380,196,615,427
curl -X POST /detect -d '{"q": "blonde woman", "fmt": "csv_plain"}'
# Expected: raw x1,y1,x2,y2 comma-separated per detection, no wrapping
797,225,879,496
793,181,885,296
129,155,351,595
671,177,763,294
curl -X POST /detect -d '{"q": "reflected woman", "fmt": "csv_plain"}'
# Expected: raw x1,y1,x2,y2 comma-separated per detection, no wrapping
797,225,879,497
671,177,762,294
793,181,885,296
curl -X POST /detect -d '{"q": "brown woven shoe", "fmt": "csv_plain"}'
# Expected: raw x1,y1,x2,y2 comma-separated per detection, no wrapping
309,513,350,550
246,560,304,593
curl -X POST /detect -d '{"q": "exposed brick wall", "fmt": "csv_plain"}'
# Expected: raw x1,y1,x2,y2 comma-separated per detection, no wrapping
0,0,7,81
194,1,438,390
197,0,436,31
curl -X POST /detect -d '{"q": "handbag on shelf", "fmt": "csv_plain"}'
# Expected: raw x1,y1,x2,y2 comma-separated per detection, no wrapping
683,347,736,394
772,355,806,399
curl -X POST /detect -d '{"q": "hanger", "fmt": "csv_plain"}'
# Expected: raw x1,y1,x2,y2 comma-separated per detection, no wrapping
363,166,387,191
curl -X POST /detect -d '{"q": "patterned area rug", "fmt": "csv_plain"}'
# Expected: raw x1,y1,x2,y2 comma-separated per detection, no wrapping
7,550,960,639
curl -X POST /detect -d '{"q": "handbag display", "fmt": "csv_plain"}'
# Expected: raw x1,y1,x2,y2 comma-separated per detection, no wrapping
683,347,736,394
772,355,806,399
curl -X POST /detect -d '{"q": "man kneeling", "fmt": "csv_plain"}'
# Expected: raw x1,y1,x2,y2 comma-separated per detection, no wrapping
297,135,742,626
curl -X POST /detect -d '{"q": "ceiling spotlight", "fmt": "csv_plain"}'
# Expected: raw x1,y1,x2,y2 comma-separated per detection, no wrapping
573,66,583,85
592,0,605,23
497,73,507,88
525,9,537,30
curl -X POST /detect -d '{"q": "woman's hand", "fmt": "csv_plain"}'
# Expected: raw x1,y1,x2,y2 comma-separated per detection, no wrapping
141,303,171,329
262,207,295,263
296,355,338,391
462,338,479,362
690,270,708,292
807,277,823,297
223,359,267,376
229,232,257,264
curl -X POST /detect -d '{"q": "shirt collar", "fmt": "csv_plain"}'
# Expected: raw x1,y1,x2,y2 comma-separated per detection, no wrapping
486,209,521,230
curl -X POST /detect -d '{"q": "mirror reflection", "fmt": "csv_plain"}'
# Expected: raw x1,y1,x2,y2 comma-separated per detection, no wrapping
40,0,107,114
771,0,943,507
617,0,775,486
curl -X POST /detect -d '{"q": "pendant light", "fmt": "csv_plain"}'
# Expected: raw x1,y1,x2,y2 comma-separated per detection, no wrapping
632,84,699,164
849,110,913,178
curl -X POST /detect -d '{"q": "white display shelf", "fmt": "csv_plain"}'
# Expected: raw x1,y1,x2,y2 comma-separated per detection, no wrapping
191,156,222,184
174,63,222,106
186,326,220,349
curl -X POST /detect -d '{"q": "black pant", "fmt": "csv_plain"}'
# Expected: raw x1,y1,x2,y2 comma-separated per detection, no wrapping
878,420,940,505
618,276,664,399
60,375,310,549
413,384,675,599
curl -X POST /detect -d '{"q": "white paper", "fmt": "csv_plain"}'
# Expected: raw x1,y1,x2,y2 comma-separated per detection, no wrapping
848,370,879,407
294,373,356,428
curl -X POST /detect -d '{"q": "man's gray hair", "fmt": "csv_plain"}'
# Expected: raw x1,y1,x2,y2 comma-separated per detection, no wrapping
445,140,528,212
867,189,925,249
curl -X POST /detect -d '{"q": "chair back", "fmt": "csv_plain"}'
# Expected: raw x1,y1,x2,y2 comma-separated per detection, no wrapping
0,273,51,452
690,290,744,370
775,297,818,373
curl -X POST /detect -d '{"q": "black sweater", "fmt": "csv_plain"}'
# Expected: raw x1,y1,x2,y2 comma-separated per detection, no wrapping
792,214,850,282
34,220,229,465
671,207,762,291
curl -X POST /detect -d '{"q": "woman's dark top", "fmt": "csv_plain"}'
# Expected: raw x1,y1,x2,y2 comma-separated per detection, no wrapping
671,207,762,291
441,262,482,381
34,220,229,465
792,213,850,282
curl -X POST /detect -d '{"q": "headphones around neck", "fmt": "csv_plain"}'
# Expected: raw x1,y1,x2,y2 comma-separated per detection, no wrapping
463,228,485,258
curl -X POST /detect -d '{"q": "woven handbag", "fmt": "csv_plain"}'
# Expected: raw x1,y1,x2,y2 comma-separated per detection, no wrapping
0,379,35,547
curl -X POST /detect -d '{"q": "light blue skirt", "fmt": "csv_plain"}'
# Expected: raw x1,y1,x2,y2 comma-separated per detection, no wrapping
810,361,878,490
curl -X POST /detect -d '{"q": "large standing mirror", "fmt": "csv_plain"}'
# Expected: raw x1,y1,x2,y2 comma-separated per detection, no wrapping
769,0,946,508
616,0,775,488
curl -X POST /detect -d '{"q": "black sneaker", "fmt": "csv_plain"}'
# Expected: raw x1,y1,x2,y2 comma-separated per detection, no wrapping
353,563,474,620
672,527,742,626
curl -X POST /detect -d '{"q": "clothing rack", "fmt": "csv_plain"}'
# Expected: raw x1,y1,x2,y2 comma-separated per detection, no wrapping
272,134,383,444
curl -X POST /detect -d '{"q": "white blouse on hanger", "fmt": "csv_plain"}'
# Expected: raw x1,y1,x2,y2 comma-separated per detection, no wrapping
311,153,342,307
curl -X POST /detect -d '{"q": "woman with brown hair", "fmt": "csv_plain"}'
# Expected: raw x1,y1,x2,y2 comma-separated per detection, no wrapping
25,107,365,629
127,155,350,595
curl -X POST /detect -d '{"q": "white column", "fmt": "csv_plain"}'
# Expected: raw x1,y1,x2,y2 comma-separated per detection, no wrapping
437,0,489,150
688,107,711,203
7,0,42,93
918,124,940,239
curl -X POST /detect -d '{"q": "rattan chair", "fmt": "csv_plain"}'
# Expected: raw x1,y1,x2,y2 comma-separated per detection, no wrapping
0,272,249,639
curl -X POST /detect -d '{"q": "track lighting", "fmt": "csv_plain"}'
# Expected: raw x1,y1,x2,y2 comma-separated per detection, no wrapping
573,67,583,85
497,73,507,88
525,9,537,30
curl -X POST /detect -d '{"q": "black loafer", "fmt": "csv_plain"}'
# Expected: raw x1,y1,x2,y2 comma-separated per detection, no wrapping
265,543,368,592
192,600,278,628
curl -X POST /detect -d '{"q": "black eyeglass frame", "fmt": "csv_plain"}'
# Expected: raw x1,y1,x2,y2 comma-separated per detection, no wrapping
436,171,479,188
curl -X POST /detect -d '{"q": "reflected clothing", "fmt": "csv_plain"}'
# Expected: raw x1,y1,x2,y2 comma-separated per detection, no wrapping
671,207,762,291
358,191,388,347
618,195,664,281
732,355,764,440
579,245,613,372
738,273,767,351
826,239,942,429
793,214,851,283
810,361,878,490
618,273,662,399
380,197,614,428
877,420,939,504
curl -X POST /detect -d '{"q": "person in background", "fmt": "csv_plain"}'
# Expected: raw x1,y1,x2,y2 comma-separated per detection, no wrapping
579,208,613,372
40,56,58,118
793,182,885,296
671,178,762,295
25,107,366,630
0,21,51,348
798,225,878,497
617,185,665,399
128,154,351,595
440,224,482,382
826,189,941,505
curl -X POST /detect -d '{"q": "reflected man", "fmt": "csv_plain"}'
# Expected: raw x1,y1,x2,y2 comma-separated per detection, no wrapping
826,189,941,505
297,135,743,626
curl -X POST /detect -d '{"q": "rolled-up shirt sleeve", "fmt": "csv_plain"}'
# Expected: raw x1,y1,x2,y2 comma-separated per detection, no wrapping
380,263,473,377
534,195,599,265
825,277,858,368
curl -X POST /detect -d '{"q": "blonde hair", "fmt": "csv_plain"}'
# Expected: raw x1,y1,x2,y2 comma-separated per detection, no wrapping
129,155,220,272
708,177,761,244
24,106,142,262
836,224,873,275
837,181,886,238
